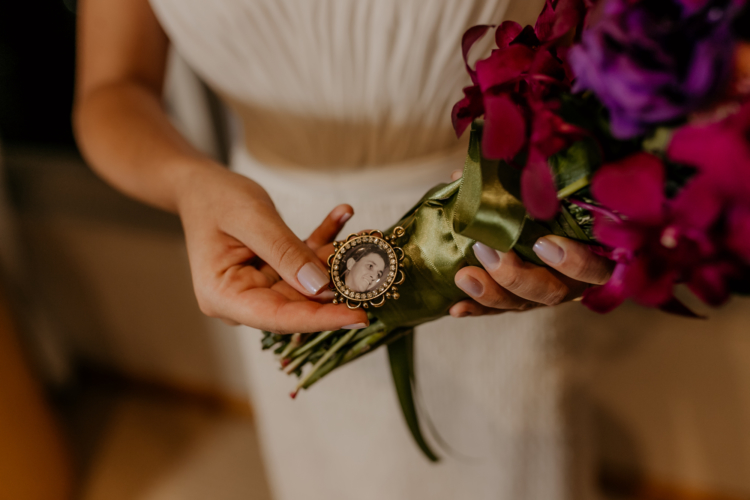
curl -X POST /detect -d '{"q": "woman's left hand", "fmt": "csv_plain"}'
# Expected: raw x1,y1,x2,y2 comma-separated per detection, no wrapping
450,236,614,317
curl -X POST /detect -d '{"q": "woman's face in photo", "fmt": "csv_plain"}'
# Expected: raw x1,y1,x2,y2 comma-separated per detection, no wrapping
345,252,386,292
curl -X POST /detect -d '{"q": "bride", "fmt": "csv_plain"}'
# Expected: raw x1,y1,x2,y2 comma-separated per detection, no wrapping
74,0,614,498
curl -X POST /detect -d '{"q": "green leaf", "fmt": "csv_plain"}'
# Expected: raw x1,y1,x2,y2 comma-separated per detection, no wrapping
387,332,440,462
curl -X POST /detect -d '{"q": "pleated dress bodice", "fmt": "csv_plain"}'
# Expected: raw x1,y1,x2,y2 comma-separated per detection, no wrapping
150,0,544,169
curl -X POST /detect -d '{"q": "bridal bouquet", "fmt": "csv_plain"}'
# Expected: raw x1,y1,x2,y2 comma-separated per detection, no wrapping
263,0,750,460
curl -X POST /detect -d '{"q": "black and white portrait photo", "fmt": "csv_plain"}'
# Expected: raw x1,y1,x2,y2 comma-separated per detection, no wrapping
339,243,393,293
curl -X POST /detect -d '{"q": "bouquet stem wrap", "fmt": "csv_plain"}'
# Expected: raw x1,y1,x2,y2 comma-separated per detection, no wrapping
263,123,592,460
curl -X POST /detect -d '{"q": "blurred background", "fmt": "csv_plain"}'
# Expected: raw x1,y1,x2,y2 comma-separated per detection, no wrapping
2,2,750,500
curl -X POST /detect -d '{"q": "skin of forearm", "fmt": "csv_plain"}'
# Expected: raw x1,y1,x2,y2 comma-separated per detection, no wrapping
73,80,215,214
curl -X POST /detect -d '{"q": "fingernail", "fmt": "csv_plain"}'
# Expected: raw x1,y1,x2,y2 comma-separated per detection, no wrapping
456,275,483,298
331,206,352,224
533,237,564,264
458,310,471,318
297,262,329,294
342,322,368,330
317,290,336,300
473,242,501,270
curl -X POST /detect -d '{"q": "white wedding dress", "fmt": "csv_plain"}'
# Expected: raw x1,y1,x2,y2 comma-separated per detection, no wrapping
149,1,600,499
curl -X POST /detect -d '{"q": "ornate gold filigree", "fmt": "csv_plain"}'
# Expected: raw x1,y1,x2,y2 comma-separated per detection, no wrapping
328,226,406,310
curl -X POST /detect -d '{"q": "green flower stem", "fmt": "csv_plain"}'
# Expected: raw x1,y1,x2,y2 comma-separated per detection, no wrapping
556,176,590,200
277,333,301,361
292,328,359,396
283,351,311,375
345,320,386,345
340,330,389,365
288,330,336,359
300,351,347,390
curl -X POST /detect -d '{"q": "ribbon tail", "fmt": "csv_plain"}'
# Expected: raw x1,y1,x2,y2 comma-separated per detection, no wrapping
387,331,440,462
658,296,706,319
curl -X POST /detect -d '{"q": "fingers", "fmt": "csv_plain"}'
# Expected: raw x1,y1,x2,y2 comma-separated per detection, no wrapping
234,202,334,297
449,299,504,318
451,169,463,181
306,204,353,250
454,266,537,310
472,242,570,306
532,235,614,285
200,264,367,333
224,288,368,334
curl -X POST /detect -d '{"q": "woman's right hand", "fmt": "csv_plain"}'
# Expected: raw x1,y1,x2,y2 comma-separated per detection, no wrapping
176,161,368,334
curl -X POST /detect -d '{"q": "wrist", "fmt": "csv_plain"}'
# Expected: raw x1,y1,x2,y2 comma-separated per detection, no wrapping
170,156,226,214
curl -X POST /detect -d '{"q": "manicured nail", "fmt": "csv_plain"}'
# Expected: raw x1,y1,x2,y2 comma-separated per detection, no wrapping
456,275,483,298
473,242,501,270
317,290,336,300
342,322,368,330
331,206,352,225
533,237,564,265
297,262,329,294
457,310,472,318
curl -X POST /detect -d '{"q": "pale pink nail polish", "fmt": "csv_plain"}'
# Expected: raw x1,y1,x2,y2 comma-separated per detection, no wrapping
473,242,502,270
297,262,330,294
338,212,352,224
456,275,484,297
533,237,564,264
342,322,368,329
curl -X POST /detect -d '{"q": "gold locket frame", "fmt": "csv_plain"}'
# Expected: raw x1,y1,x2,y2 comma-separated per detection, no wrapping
327,227,406,309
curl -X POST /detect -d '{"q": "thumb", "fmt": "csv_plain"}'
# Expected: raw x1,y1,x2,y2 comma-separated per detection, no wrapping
245,210,332,296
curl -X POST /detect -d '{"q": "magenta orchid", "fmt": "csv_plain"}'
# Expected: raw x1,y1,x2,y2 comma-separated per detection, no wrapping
584,103,750,313
451,0,589,220
581,153,701,312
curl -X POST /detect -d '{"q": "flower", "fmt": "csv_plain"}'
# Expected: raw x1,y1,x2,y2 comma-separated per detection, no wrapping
451,0,589,219
667,101,750,264
568,0,744,139
582,152,737,312
585,103,750,312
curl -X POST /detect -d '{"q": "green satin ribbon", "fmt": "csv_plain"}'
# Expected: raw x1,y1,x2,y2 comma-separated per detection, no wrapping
375,123,592,460
373,123,581,330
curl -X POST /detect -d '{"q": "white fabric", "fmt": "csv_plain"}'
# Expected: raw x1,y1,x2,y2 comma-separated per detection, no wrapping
149,1,599,499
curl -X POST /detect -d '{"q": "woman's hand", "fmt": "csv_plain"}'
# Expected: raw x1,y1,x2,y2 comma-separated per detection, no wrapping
450,237,614,317
177,163,368,333
446,170,613,317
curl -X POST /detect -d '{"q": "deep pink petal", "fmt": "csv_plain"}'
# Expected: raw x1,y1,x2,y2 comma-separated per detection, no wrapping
475,45,535,92
495,21,524,49
591,153,666,224
462,25,493,85
592,217,645,251
627,258,677,307
535,0,557,43
530,49,567,83
727,205,750,262
581,263,629,313
668,122,750,188
668,180,723,231
687,264,731,307
535,0,585,43
451,85,485,137
482,94,527,160
521,148,559,220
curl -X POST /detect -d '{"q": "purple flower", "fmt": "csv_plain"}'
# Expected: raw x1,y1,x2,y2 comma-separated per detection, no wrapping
568,0,744,138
